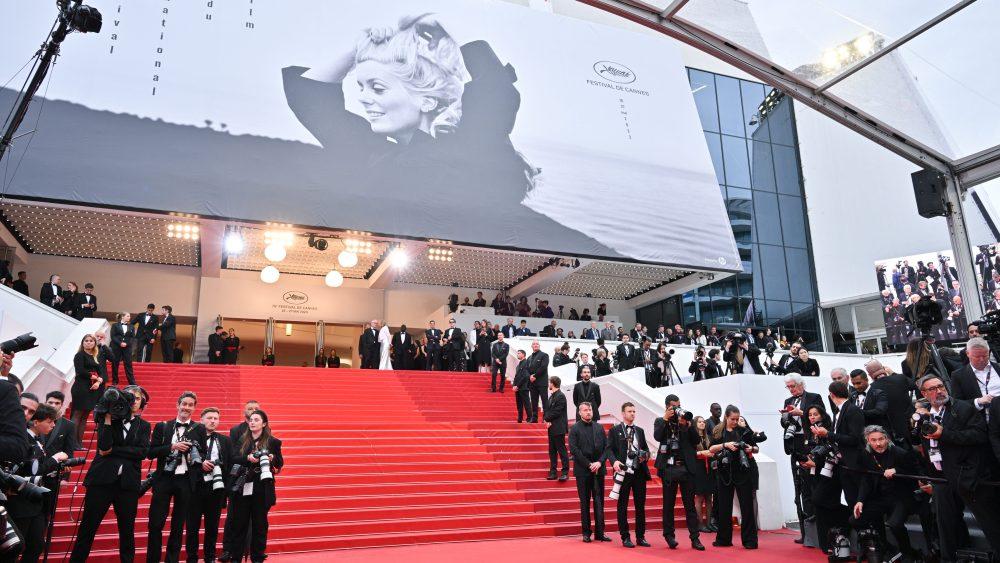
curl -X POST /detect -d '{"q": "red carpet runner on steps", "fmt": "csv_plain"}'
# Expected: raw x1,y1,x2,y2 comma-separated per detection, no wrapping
48,364,677,561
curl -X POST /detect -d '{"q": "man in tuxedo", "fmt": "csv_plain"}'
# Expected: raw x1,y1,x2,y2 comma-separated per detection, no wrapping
582,322,600,340
512,350,531,423
43,391,80,458
490,332,510,393
70,388,150,563
134,303,159,363
526,341,549,424
514,320,532,337
12,271,29,296
629,323,644,343
572,366,601,421
950,337,1000,420
606,402,651,548
653,395,704,550
601,322,616,342
540,320,557,338
207,326,226,365
782,374,824,543
229,400,259,444
501,318,517,339
671,324,687,345
78,282,98,317
39,274,63,309
615,335,635,371
147,391,206,563
158,306,177,363
568,401,610,543
185,407,233,563
638,339,656,387
543,376,569,481
442,318,465,371
775,342,801,374
848,369,889,430
391,325,416,370
359,320,380,370
814,382,865,507
424,320,442,371
472,291,487,307
111,312,137,385
11,404,67,563
576,353,595,381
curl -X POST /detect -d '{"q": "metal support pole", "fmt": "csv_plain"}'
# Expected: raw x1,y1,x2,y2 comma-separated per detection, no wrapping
942,173,984,321
316,320,325,358
265,317,274,350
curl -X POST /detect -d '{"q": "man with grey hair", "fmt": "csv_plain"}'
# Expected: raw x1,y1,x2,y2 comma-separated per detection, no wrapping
951,336,1000,419
781,373,823,544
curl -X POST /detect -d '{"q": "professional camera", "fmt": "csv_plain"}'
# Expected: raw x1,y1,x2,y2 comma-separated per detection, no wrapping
0,502,22,554
0,333,37,355
0,468,50,503
204,463,225,491
93,387,133,423
906,295,943,333
627,449,650,466
764,341,776,357
230,464,248,493
809,441,839,461
857,526,882,562
163,440,203,473
975,310,1000,338
712,442,750,471
672,407,693,422
609,469,626,500
780,411,801,441
56,457,86,471
827,528,852,562
139,473,156,496
253,450,274,480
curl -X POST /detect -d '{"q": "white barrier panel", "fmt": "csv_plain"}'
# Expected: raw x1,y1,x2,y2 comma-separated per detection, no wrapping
444,314,622,347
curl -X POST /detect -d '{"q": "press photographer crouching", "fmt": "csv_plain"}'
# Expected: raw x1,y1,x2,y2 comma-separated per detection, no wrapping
220,410,283,563
653,395,704,551
708,405,758,549
913,374,1000,562
70,385,151,563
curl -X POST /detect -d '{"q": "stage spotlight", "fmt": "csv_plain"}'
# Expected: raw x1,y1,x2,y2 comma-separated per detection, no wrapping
390,248,409,269
338,250,358,268
264,242,286,263
308,234,329,251
325,270,344,288
224,232,244,255
260,265,280,284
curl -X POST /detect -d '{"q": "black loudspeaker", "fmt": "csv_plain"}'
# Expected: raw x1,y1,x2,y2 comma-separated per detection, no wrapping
912,169,947,218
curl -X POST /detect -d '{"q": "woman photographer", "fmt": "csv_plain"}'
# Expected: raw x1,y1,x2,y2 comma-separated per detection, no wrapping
692,416,716,532
901,339,933,381
688,346,708,382
71,334,106,445
800,404,847,554
594,348,612,377
708,405,758,549
221,410,284,563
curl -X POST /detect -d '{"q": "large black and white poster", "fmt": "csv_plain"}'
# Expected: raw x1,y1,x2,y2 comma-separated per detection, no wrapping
2,0,739,270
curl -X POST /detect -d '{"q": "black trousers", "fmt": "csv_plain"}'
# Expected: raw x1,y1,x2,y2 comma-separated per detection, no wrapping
548,433,568,473
617,473,647,540
147,474,193,563
661,467,699,540
137,340,155,363
715,476,757,547
528,382,547,423
111,346,136,385
12,514,45,563
791,460,813,536
223,483,270,562
576,472,606,537
515,389,530,422
967,483,1000,556
186,488,224,562
932,482,969,561
427,346,441,371
162,338,176,363
69,483,140,563
851,496,915,555
490,362,506,391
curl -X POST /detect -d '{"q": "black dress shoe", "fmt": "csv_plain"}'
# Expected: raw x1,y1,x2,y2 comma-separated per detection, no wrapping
218,554,233,563
744,544,758,550
665,536,678,549
622,538,635,548
597,535,612,542
558,473,569,482
546,472,557,480
712,541,732,547
707,524,718,533
794,537,804,544
636,538,651,547
692,539,706,551
582,536,592,543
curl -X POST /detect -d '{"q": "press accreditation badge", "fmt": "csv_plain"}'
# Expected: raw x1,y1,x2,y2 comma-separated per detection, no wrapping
929,451,942,464
243,482,254,496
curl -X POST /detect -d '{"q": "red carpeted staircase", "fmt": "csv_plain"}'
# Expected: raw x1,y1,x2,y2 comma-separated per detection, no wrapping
47,364,679,560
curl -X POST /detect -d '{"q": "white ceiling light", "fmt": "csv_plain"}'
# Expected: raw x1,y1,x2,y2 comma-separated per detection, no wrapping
264,243,287,263
285,323,293,336
325,270,344,288
390,248,409,269
260,265,280,284
224,232,244,255
338,250,358,268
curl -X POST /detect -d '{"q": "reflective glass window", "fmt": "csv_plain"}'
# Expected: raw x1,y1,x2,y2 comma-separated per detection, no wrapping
688,69,719,133
722,135,751,188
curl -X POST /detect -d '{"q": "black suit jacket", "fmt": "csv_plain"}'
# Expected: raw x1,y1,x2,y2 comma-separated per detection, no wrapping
951,362,1000,404
0,382,29,464
782,391,824,453
491,341,509,364
8,433,61,518
12,279,29,296
724,345,764,374
134,312,159,341
501,325,517,339
572,380,601,421
869,374,916,441
148,420,208,490
77,293,98,318
45,417,81,458
527,351,549,387
851,386,890,431
829,401,865,470
229,421,249,445
159,314,176,340
512,360,530,390
85,416,151,491
606,423,652,480
652,418,699,476
543,390,568,435
920,398,988,494
568,420,607,478
540,325,556,338
208,332,225,358
615,343,635,370
39,282,62,308
110,322,136,350
391,332,416,360
194,431,234,500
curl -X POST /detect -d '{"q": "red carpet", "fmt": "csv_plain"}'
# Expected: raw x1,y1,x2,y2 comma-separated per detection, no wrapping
48,364,703,560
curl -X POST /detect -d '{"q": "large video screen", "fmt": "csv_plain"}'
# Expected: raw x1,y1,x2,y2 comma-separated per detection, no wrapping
0,0,740,271
874,250,968,346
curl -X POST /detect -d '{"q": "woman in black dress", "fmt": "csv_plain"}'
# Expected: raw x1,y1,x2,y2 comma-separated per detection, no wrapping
261,347,275,366
62,281,82,320
795,348,821,378
708,405,758,549
224,328,242,365
414,338,428,370
70,334,106,444
692,416,716,532
594,349,612,377
475,326,491,372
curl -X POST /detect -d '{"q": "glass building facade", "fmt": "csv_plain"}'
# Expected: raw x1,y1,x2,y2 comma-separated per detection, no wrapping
636,68,821,349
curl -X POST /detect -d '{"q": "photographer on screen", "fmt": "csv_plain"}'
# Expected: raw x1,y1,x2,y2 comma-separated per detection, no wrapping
708,405,758,549
653,395,704,551
70,386,150,562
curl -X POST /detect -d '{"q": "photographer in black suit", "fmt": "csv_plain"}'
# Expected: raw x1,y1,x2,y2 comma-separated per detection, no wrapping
70,387,151,562
134,304,159,363
543,376,569,481
10,404,65,563
915,374,1000,561
781,374,824,544
848,369,889,431
708,405,758,549
43,391,80,459
147,392,206,563
653,395,704,550
572,367,601,421
159,306,177,363
950,337,1000,418
866,360,915,446
723,335,764,374
490,332,509,393
526,341,549,424
186,407,233,563
111,311,137,385
606,402,651,548
568,402,610,543
39,274,62,309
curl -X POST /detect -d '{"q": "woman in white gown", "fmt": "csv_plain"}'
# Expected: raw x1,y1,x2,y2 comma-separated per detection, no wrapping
378,321,393,370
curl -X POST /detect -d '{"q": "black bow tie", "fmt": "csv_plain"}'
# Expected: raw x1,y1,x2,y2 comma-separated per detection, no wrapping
176,422,190,428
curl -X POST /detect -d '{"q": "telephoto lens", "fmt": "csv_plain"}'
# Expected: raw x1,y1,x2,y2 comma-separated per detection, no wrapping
205,464,225,491
255,450,273,480
0,506,22,553
0,333,37,355
608,470,626,500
